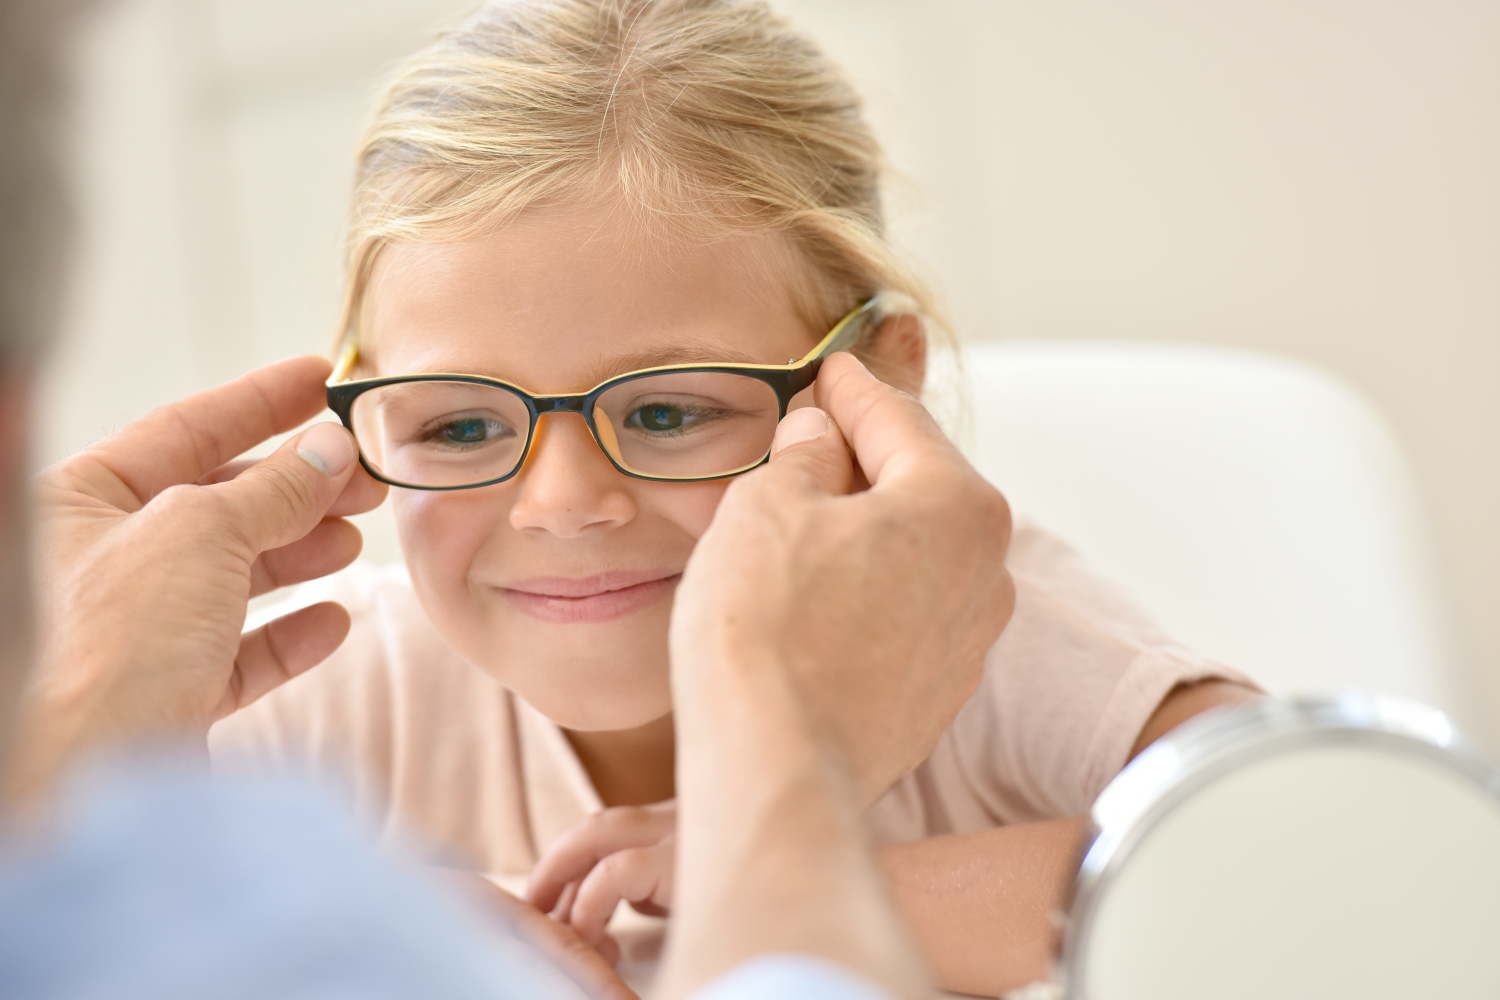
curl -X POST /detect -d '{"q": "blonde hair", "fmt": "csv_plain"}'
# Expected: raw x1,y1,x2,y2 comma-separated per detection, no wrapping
339,0,949,372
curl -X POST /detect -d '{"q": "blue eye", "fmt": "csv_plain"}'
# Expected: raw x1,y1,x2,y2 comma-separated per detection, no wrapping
635,404,686,432
421,414,513,448
622,400,737,438
444,417,492,444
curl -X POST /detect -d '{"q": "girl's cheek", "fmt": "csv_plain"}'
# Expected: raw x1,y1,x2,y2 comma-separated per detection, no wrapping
392,488,503,586
645,478,734,539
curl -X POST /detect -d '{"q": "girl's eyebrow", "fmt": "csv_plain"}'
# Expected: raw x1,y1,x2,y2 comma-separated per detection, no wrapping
584,344,765,383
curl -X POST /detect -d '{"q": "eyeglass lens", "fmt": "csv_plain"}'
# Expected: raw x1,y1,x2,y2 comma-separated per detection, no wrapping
348,372,783,487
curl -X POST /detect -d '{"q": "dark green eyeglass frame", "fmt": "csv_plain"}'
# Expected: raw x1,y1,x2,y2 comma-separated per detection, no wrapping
325,295,882,489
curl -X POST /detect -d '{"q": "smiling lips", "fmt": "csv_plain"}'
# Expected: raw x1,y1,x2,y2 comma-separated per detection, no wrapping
500,571,682,624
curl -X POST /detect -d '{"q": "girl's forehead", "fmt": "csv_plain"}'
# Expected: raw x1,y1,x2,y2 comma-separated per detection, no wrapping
364,207,820,386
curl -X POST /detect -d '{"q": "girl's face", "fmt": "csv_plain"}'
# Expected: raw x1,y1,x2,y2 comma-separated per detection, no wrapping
364,203,831,730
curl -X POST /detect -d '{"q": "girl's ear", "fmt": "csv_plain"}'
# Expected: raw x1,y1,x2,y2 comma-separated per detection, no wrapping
860,313,927,396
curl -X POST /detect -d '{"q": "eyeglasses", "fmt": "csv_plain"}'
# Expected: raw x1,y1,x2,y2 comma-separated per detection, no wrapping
325,296,881,489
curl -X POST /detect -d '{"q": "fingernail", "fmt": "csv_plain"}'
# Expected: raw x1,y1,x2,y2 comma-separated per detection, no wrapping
773,406,832,453
296,423,355,477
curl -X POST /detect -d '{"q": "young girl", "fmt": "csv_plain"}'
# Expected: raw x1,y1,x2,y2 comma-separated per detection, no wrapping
210,1,1256,995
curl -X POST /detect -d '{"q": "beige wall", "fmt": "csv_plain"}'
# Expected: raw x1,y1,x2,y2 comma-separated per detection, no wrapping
44,1,1500,728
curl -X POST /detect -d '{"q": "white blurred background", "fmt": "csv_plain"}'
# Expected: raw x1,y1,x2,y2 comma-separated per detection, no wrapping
45,1,1500,738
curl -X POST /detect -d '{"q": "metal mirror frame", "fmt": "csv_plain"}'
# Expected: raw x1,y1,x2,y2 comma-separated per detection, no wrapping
1060,692,1500,999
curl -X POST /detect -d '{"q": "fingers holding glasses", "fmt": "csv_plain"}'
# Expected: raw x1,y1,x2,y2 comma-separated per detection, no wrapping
760,405,855,499
201,441,390,600
198,438,388,518
812,352,959,491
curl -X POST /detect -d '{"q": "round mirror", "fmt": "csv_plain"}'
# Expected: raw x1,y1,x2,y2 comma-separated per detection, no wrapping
1063,694,1500,1000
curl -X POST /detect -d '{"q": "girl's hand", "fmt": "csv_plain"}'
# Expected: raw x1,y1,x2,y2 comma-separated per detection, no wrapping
525,801,677,951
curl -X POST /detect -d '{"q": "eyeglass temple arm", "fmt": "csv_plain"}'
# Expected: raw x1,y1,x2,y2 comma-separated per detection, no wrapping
330,340,359,384
798,295,883,366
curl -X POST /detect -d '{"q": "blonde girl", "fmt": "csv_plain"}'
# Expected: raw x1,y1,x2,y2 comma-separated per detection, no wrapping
212,2,1256,995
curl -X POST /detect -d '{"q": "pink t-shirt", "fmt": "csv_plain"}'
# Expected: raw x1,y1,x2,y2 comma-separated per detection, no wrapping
209,518,1252,876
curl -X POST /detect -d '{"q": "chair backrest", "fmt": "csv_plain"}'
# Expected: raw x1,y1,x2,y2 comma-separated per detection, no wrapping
958,340,1463,719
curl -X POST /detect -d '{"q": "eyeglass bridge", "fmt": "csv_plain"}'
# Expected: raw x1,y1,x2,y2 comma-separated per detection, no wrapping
531,395,590,414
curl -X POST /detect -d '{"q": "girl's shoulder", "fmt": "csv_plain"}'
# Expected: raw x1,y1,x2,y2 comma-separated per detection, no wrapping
1004,517,1172,644
870,518,1254,835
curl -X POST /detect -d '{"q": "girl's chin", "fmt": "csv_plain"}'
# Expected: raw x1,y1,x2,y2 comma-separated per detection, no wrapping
520,688,673,732
481,649,672,730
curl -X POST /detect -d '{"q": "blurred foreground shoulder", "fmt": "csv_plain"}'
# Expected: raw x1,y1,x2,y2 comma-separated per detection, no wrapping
0,762,560,1000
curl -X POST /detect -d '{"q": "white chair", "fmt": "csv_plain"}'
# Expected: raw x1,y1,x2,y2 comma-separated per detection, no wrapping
957,340,1466,726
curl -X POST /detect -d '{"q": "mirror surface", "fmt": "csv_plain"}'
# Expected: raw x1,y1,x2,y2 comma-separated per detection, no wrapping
1066,696,1500,1000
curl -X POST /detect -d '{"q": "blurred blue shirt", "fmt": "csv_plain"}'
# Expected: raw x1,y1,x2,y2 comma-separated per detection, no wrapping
0,763,890,1000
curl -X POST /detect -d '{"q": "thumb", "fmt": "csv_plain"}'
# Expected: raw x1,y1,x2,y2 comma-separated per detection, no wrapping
211,422,359,555
766,406,854,497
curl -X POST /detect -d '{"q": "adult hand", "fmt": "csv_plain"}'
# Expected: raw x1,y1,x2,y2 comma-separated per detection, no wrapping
674,352,1016,803
661,351,1016,1000
16,356,385,795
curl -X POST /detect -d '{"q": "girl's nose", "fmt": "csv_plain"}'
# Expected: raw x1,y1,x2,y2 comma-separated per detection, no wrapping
507,412,637,537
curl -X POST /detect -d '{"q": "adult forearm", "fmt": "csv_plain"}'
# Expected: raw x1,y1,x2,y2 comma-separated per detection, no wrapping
882,818,1089,997
659,660,929,1000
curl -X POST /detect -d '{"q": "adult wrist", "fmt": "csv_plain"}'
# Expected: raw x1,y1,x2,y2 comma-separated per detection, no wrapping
9,660,209,802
